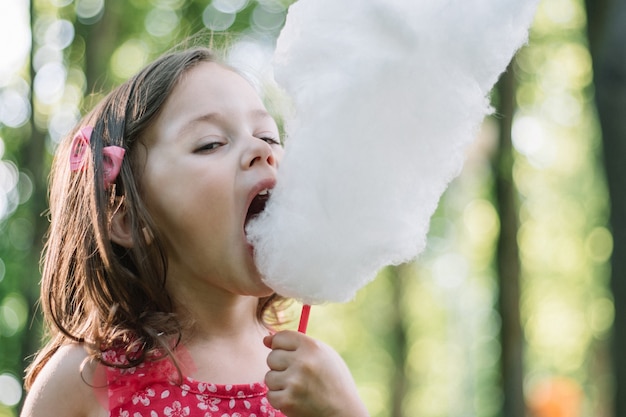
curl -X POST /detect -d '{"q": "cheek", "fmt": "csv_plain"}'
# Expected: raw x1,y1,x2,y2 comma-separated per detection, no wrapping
139,159,190,238
274,147,285,165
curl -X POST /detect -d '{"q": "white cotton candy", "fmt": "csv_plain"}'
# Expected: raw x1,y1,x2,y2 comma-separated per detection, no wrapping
246,0,539,304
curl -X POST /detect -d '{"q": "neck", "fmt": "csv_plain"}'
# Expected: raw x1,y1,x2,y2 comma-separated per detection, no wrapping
180,296,266,342
166,279,265,341
167,285,272,385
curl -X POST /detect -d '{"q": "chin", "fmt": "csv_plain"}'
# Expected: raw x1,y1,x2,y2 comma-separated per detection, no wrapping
244,256,271,290
253,280,275,298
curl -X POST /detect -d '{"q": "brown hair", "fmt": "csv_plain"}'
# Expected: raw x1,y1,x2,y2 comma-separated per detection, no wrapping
25,47,287,389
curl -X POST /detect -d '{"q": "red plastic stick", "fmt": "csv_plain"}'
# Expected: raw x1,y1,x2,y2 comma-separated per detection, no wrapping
297,304,311,333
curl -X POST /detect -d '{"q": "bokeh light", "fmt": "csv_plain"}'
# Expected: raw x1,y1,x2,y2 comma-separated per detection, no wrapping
462,199,500,248
527,377,583,417
51,0,73,6
0,373,22,407
34,62,67,105
203,4,236,31
110,39,150,80
17,172,33,205
256,0,287,12
8,217,35,252
212,0,249,14
543,0,585,28
512,115,556,168
48,106,81,144
0,0,30,85
0,89,31,128
0,258,5,284
588,297,614,336
227,38,276,88
250,4,286,32
33,44,64,73
145,8,180,38
431,252,468,290
0,160,19,221
44,19,75,50
1,293,28,335
75,0,105,24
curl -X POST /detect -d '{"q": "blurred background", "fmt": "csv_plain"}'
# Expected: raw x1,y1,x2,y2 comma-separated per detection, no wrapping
0,0,625,416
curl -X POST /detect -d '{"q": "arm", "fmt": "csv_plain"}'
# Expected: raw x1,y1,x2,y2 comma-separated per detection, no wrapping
21,344,107,417
264,330,369,417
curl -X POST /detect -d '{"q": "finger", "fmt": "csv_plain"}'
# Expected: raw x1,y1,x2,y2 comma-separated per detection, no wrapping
263,334,274,349
269,330,302,351
264,370,287,391
265,387,293,414
266,349,292,371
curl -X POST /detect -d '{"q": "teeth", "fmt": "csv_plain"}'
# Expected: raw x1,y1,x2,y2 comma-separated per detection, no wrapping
258,189,269,196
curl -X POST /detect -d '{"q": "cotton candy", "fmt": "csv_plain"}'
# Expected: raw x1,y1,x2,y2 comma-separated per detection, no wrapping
246,0,539,304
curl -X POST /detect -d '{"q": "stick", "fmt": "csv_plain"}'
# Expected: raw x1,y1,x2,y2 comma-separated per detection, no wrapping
297,304,311,333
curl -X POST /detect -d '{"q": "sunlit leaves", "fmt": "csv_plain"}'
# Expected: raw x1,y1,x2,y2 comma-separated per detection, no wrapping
110,39,150,79
513,1,610,413
0,1,30,85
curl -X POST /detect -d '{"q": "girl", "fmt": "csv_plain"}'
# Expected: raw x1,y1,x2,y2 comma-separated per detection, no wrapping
21,47,369,417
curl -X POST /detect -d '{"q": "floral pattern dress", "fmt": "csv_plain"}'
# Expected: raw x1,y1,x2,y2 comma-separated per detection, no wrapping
103,348,286,417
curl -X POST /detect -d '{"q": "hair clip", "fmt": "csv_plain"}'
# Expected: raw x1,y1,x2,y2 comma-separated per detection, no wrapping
69,126,126,187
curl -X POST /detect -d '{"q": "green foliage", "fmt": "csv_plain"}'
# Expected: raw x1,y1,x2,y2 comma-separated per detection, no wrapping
0,0,614,416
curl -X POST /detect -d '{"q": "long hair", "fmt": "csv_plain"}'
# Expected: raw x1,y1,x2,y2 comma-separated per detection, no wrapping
25,47,286,389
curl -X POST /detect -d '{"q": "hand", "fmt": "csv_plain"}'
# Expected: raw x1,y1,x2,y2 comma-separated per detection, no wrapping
264,330,369,417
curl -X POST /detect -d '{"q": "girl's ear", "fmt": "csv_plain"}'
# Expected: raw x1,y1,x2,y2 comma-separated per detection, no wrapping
110,200,134,248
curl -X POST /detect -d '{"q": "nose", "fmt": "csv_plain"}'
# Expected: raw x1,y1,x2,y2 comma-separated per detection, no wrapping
242,137,278,169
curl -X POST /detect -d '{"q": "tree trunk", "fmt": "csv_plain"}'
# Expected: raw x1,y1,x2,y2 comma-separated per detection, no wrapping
79,1,122,97
388,265,409,417
493,64,525,417
585,1,626,416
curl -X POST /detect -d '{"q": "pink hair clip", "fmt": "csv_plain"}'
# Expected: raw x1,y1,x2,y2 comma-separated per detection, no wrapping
69,126,126,187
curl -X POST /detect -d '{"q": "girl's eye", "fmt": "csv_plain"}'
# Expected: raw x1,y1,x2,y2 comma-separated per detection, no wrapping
260,136,281,146
194,142,223,153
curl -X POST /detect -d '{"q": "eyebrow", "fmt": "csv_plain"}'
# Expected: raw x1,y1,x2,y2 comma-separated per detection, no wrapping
179,109,275,136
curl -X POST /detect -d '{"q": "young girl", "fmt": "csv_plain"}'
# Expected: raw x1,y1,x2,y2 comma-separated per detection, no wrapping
21,47,369,417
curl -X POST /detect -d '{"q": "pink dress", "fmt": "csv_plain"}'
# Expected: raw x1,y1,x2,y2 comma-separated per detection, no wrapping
103,348,286,417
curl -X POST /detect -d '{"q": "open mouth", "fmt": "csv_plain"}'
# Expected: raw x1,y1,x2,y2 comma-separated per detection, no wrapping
245,188,271,227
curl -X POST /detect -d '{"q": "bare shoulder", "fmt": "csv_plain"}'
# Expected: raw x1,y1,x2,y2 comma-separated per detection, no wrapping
21,344,108,417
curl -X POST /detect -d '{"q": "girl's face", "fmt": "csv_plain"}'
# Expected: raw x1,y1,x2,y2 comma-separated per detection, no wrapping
140,62,283,301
